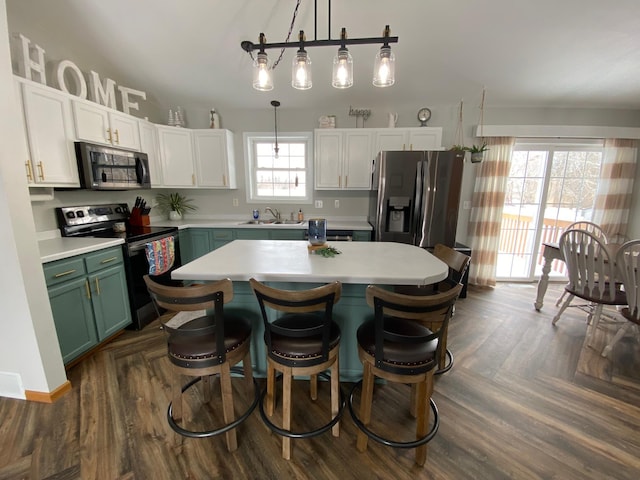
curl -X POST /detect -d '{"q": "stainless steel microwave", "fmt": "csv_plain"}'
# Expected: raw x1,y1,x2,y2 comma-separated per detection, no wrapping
75,142,151,190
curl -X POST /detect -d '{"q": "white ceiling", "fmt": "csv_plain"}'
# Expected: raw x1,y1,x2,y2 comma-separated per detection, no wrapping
7,0,640,112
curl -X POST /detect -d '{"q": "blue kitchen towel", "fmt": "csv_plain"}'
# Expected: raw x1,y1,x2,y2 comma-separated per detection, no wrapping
145,237,175,275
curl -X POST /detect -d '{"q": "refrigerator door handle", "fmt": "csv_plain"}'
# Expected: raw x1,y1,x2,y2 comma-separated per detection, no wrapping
411,159,424,244
419,158,433,248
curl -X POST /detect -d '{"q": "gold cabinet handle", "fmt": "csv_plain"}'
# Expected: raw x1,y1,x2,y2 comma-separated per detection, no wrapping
345,175,348,188
100,256,118,264
25,161,33,181
54,269,76,278
36,161,45,180
107,128,113,143
409,144,413,151
114,129,120,144
338,175,341,188
222,174,227,187
95,278,100,295
85,280,91,299
192,174,196,185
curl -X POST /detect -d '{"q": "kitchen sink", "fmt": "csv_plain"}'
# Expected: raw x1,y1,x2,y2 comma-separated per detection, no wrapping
238,220,305,225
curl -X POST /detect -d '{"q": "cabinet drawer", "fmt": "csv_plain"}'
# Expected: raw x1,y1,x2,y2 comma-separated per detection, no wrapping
85,247,124,273
43,257,86,287
213,229,234,241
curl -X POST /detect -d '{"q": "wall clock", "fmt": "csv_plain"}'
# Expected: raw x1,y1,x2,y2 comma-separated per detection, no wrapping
417,107,431,126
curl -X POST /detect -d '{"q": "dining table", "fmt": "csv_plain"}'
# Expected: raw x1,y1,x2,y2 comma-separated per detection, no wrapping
171,239,449,380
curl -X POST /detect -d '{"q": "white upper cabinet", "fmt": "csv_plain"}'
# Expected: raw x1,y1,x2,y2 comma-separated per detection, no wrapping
314,130,343,189
72,98,141,151
342,130,374,189
139,120,162,187
156,125,196,188
18,79,79,187
315,129,373,190
192,129,236,188
372,127,443,155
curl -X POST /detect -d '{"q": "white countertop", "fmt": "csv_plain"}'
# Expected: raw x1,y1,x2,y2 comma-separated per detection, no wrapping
151,218,372,231
39,237,125,263
172,240,447,285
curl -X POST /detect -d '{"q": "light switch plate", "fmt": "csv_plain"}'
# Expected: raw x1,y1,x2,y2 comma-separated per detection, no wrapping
314,200,323,208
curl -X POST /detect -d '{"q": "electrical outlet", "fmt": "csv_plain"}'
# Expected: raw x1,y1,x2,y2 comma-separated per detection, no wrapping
463,201,471,210
314,200,323,208
334,199,340,208
232,198,239,207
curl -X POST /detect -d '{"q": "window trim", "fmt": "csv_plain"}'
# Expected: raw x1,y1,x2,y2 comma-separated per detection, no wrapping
243,131,313,204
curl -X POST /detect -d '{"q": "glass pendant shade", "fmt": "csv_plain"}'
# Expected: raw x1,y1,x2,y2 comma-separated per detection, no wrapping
292,49,312,90
253,52,273,91
373,46,395,87
332,47,353,88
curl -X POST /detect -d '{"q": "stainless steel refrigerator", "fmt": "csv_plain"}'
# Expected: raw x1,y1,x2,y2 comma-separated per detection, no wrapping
368,150,465,248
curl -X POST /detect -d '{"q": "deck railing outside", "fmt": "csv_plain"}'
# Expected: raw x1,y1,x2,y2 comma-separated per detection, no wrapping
499,214,574,276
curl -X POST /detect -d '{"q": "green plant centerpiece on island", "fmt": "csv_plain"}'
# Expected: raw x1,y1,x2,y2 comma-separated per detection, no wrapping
156,192,197,220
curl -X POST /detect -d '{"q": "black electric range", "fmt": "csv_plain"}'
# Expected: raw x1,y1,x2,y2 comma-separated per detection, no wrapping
56,203,182,330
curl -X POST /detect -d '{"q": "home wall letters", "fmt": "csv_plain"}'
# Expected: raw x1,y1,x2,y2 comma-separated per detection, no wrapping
13,33,146,115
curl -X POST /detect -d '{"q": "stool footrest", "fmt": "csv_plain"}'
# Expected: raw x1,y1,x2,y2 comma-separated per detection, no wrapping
348,380,439,449
435,349,454,375
167,366,260,439
259,371,346,439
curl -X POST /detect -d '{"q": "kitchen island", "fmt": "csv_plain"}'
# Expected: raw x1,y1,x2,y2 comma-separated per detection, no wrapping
172,240,448,380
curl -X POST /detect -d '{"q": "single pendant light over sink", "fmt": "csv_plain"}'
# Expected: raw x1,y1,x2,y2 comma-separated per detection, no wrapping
241,0,398,91
271,100,280,159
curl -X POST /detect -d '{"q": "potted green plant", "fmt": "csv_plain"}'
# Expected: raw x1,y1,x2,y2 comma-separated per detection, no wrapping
156,192,197,220
465,142,489,163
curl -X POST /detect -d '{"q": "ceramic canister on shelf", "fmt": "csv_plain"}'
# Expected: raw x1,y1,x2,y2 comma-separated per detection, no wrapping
308,218,327,245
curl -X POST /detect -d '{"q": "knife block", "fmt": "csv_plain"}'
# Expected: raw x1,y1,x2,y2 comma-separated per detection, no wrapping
129,208,150,226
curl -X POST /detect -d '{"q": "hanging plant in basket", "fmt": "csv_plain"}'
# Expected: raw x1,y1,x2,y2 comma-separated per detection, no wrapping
465,143,489,163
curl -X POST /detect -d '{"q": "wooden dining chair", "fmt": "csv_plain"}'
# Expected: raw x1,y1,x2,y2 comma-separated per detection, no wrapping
249,278,344,460
554,221,608,308
551,229,627,346
144,275,260,451
601,239,640,357
349,283,462,467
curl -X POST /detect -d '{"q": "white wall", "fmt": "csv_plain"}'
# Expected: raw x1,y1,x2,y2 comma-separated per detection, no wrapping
0,0,66,398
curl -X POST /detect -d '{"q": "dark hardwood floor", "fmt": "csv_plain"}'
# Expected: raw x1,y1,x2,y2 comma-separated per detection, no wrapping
1,282,639,479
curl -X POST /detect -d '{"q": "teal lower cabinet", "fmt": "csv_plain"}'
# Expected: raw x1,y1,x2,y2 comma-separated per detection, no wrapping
189,228,215,260
213,228,235,249
353,230,371,241
178,229,193,264
47,277,98,364
180,226,371,265
43,246,131,364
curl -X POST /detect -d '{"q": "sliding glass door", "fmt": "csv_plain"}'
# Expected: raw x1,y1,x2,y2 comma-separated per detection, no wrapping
497,140,603,281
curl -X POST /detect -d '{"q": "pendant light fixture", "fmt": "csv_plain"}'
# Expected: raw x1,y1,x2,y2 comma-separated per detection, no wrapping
292,31,312,90
332,27,353,89
241,0,397,91
271,100,280,159
373,26,395,87
252,34,273,91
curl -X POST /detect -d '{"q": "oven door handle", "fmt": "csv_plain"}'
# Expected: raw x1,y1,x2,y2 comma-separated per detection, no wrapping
127,234,178,254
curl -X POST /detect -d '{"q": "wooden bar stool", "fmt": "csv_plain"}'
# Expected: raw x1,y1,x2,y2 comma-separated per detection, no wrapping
395,243,470,373
349,283,462,466
249,278,344,460
144,275,260,451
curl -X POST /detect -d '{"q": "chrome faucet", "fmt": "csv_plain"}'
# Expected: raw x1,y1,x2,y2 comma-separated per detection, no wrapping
264,207,281,221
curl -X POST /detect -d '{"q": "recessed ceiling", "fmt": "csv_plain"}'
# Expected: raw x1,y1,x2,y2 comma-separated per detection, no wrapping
7,0,640,111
